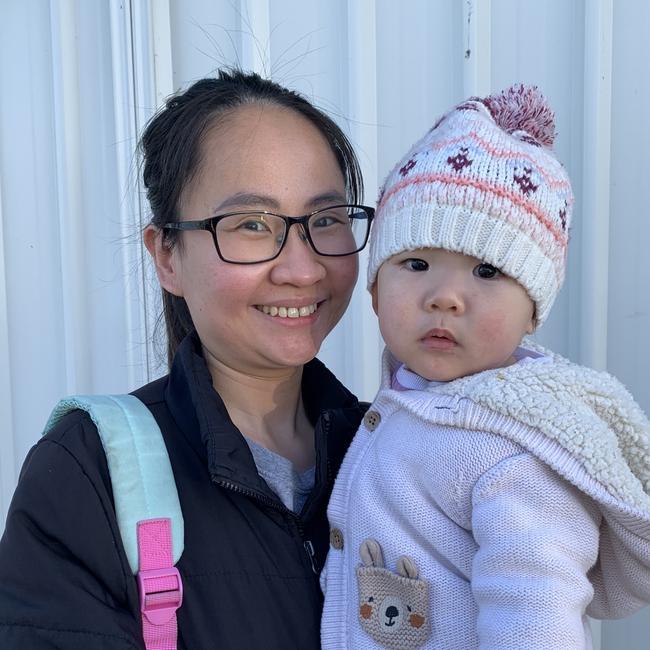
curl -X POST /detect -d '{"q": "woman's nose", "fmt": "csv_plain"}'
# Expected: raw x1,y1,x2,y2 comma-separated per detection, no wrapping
270,225,326,285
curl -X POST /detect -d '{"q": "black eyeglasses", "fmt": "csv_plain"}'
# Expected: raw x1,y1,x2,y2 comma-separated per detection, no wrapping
163,204,374,264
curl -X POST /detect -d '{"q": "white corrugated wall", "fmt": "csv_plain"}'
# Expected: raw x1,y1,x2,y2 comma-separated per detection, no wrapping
0,1,648,646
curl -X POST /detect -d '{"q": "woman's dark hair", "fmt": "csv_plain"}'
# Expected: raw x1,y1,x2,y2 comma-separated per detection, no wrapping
140,68,363,367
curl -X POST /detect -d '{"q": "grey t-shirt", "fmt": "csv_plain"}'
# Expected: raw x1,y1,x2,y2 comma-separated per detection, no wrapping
244,437,315,514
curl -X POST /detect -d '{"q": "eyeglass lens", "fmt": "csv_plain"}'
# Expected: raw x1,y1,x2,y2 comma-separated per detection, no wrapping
214,206,370,263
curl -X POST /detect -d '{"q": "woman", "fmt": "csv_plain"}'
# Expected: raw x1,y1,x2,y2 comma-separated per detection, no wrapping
0,70,373,649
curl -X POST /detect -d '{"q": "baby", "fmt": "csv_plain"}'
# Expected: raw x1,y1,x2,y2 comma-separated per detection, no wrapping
321,86,650,649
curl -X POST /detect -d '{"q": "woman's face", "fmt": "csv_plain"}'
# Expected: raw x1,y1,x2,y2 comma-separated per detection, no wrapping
152,104,358,377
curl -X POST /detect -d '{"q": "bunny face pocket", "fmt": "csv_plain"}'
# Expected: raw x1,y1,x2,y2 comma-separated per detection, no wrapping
356,539,430,649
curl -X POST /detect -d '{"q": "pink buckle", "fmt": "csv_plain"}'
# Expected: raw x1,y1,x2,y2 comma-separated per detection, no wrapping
137,566,184,626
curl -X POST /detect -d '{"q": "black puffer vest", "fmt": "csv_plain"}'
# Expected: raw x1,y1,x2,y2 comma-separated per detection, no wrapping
0,333,367,649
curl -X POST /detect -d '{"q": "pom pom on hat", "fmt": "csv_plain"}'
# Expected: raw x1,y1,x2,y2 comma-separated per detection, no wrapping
482,84,556,147
368,84,574,326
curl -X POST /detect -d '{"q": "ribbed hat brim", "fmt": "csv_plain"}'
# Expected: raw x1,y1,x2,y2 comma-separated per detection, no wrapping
367,204,562,324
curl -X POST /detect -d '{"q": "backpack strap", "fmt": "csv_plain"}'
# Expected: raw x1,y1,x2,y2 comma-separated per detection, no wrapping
137,518,183,650
44,394,184,650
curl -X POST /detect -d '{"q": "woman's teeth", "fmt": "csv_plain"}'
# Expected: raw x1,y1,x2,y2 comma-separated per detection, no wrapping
257,303,318,318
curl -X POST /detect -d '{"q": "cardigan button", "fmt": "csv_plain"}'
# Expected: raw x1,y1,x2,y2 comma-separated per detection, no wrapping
330,527,344,550
363,410,381,431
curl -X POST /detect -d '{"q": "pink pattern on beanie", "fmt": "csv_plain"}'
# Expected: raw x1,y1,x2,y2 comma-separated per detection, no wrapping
368,85,574,325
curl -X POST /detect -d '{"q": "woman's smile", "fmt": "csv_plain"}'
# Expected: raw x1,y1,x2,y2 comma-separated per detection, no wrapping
254,301,319,318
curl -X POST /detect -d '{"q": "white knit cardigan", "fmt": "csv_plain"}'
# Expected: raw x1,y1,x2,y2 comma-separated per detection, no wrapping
321,343,650,650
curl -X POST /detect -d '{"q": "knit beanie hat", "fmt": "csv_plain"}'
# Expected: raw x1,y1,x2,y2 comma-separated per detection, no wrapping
368,85,574,325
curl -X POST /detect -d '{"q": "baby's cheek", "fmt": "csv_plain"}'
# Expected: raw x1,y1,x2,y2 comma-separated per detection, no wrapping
477,312,509,342
379,303,408,340
477,311,524,358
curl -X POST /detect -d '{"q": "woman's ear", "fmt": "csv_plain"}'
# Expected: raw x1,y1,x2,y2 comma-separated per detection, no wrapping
143,225,184,297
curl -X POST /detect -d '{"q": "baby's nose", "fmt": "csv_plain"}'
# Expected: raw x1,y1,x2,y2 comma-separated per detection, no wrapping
424,284,465,313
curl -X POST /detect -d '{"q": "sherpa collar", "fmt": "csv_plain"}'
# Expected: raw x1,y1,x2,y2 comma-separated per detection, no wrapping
381,341,650,511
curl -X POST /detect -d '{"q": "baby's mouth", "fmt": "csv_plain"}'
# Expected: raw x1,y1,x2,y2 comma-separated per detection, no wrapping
421,328,458,349
423,328,457,343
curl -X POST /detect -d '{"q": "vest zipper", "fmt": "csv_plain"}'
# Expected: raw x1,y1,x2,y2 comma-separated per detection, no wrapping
303,540,318,574
213,477,283,511
214,477,321,575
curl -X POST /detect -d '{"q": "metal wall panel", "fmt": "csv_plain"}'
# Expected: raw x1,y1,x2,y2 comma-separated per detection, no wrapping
0,0,648,645
0,0,163,521
1,1,66,509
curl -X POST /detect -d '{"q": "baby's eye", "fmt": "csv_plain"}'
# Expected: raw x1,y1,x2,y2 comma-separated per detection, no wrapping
403,258,429,272
473,263,502,279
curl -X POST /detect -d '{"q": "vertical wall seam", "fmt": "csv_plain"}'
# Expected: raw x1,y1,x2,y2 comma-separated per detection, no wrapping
128,2,147,376
347,0,382,400
580,0,613,371
129,1,152,379
110,0,163,387
239,0,271,75
462,0,492,97
146,0,174,380
0,174,17,523
110,0,140,390
49,0,88,393
151,0,174,107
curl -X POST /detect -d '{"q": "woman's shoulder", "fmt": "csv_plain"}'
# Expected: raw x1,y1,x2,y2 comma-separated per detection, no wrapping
5,404,130,573
131,373,169,408
36,408,107,478
17,411,116,546
1,409,142,649
31,372,172,495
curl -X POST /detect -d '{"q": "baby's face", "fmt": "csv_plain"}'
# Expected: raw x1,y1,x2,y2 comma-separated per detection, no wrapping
371,248,535,382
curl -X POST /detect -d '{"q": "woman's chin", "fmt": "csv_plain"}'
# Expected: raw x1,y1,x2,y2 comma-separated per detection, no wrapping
270,337,322,368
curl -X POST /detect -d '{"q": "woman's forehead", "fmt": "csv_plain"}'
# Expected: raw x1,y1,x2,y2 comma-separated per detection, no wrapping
183,105,345,215
207,190,348,215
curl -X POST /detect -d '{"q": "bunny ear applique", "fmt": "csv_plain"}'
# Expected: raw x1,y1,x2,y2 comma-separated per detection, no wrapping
358,539,420,577
396,555,419,580
360,538,385,568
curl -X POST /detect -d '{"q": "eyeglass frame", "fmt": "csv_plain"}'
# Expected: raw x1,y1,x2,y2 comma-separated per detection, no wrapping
162,203,375,264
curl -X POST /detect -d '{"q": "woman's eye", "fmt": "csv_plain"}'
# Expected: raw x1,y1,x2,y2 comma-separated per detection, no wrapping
237,218,271,233
403,258,429,272
311,210,347,229
311,215,338,228
473,263,501,279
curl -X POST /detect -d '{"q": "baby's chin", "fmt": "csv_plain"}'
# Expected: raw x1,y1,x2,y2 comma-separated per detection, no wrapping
402,363,464,383
405,354,518,383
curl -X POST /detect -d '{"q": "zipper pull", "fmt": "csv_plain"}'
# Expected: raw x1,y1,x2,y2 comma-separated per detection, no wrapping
304,540,318,574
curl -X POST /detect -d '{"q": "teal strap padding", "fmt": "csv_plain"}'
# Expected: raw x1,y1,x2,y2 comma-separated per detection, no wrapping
44,394,184,575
